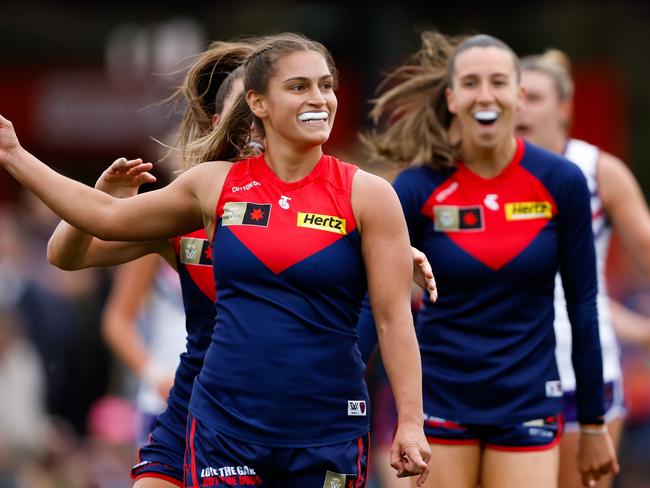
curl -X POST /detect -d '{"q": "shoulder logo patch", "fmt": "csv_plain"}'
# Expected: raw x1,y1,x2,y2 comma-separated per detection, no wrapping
180,237,212,265
222,202,271,227
505,201,552,220
297,212,347,235
434,205,484,232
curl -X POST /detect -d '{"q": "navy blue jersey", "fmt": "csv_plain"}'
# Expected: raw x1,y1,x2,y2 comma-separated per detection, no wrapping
359,138,603,425
189,154,369,447
139,229,215,467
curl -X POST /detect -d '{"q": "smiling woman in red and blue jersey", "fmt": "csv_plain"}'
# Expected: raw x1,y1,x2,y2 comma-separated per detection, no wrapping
358,32,619,488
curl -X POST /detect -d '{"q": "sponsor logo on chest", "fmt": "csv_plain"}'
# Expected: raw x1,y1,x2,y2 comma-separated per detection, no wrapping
297,212,347,235
505,201,552,220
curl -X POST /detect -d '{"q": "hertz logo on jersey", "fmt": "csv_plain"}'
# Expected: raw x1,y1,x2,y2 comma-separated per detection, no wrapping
505,201,552,221
297,212,347,235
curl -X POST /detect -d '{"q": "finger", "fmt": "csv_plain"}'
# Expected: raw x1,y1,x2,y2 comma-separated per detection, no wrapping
137,173,157,184
416,466,430,486
405,446,429,471
429,283,438,303
127,162,154,175
122,158,145,171
110,157,128,169
581,472,595,487
389,448,405,475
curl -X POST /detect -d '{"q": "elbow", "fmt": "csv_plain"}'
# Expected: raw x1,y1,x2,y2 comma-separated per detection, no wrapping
46,237,90,271
46,239,75,270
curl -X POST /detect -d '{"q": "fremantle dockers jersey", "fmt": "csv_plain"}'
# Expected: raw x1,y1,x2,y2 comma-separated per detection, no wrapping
396,138,604,425
144,230,216,453
189,154,369,447
554,139,620,391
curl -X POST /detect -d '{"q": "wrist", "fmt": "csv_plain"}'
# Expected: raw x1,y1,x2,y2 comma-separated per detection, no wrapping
397,413,424,427
140,360,167,389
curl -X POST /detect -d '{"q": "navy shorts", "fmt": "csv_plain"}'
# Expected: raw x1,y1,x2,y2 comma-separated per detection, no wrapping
131,428,184,486
184,414,369,487
131,402,189,485
132,459,183,487
423,414,563,452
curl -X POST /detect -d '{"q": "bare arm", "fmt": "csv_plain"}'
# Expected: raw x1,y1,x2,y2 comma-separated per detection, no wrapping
610,299,650,351
599,151,650,276
353,170,430,485
47,157,173,269
102,255,174,400
0,115,226,241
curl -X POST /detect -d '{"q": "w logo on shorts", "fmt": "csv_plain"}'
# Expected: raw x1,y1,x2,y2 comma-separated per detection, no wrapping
323,470,356,488
347,400,366,416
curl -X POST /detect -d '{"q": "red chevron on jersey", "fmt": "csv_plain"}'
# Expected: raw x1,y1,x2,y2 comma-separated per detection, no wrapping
216,154,357,274
421,139,557,270
172,230,216,302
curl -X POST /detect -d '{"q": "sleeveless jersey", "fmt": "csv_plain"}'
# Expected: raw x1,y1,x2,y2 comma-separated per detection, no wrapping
189,154,369,447
137,229,216,465
135,261,186,415
392,138,603,425
554,138,621,390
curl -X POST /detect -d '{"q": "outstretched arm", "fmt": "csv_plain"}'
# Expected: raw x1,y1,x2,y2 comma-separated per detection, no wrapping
0,115,223,241
353,170,430,486
47,157,172,269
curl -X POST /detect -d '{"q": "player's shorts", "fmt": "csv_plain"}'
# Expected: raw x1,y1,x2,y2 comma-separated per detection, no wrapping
423,414,563,451
131,426,185,486
131,401,188,485
562,379,626,433
137,411,159,445
184,414,369,487
132,458,183,487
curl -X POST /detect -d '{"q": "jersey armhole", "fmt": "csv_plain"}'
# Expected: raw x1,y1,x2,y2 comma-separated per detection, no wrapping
211,163,240,243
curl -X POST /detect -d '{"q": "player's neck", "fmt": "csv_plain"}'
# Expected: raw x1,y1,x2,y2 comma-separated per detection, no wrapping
460,136,517,179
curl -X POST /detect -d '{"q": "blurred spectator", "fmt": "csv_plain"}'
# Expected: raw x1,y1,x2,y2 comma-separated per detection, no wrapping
0,307,50,487
0,196,112,436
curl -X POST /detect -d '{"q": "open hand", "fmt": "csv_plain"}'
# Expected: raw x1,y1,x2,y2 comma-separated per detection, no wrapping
95,157,156,198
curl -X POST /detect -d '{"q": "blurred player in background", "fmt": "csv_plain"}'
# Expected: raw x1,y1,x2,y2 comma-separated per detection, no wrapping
517,48,650,488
